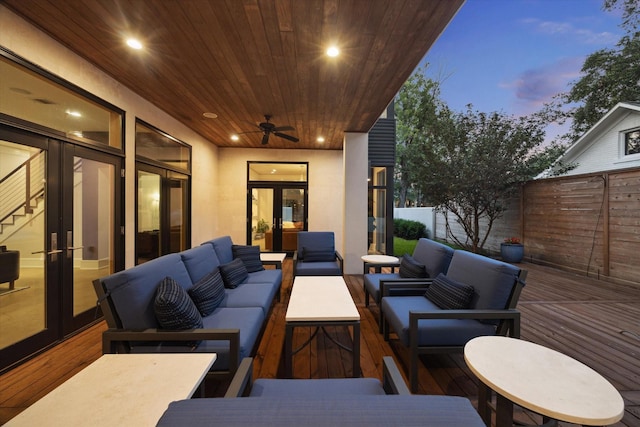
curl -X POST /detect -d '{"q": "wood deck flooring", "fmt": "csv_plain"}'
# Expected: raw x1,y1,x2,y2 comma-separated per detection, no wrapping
1,260,639,426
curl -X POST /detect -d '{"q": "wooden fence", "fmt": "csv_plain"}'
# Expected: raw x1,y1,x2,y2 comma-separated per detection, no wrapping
435,167,640,287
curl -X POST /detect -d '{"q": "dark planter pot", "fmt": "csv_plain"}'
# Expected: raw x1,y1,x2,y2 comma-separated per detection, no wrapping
501,243,524,263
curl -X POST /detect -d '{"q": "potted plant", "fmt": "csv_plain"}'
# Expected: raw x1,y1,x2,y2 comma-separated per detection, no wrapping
501,237,524,263
255,219,270,239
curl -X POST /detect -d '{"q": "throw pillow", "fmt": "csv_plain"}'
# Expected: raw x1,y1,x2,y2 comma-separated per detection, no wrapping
399,254,428,278
219,258,249,288
302,246,335,262
232,244,264,273
188,269,225,316
154,276,203,330
424,273,475,310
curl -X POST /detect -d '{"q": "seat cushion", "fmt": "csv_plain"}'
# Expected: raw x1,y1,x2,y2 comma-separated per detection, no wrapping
188,269,226,316
364,273,401,303
220,258,249,288
399,254,428,278
232,245,264,273
296,261,342,276
154,277,203,330
381,296,495,347
424,274,474,310
250,378,386,397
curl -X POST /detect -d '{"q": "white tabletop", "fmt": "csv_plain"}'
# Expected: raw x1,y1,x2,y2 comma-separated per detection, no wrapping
361,254,399,264
260,252,287,263
286,276,360,322
6,353,217,427
464,336,624,426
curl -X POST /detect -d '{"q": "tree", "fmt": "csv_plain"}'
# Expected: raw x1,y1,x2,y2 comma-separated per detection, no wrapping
394,69,443,207
562,0,640,139
412,105,565,252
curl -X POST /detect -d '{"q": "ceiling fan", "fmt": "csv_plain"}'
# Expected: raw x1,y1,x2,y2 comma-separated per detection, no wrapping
242,115,299,145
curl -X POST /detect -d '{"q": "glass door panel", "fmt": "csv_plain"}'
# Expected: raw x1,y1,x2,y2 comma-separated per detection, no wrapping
70,156,115,317
167,171,188,254
0,140,47,350
251,188,274,251
137,171,161,263
281,188,305,251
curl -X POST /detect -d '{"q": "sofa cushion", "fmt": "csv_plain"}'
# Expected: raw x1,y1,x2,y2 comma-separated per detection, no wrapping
188,269,226,316
399,254,428,278
209,236,234,264
219,258,249,288
101,253,193,330
295,261,342,276
302,246,335,262
424,273,474,310
221,283,277,315
412,238,454,278
232,245,264,273
364,273,401,303
381,296,495,347
181,244,221,283
154,277,203,330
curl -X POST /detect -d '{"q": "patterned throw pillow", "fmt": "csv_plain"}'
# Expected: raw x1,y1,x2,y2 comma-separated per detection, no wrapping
399,254,428,278
154,276,203,330
302,246,335,262
188,269,225,316
424,273,475,310
232,244,264,273
219,258,249,288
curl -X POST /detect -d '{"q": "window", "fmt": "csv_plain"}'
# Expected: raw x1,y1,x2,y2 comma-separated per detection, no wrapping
0,52,123,150
625,130,640,155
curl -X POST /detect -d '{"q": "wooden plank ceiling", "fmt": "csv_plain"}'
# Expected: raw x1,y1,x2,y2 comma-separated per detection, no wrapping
4,0,464,150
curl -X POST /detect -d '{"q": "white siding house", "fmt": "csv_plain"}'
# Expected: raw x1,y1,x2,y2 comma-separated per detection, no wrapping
552,102,640,176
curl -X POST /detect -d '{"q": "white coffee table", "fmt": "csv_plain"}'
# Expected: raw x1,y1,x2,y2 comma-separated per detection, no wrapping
285,276,360,378
361,254,400,274
6,353,216,427
464,336,624,426
260,252,286,269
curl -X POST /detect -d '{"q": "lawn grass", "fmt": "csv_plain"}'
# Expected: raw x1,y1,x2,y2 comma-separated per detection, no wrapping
393,237,419,257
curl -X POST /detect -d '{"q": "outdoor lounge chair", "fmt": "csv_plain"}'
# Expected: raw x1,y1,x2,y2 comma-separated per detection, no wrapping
381,250,527,392
293,231,343,276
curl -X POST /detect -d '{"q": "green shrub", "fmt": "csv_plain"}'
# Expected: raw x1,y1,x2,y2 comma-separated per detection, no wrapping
393,218,428,240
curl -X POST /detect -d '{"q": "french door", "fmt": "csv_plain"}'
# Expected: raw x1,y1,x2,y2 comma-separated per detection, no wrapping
136,164,189,264
0,126,122,372
248,184,307,253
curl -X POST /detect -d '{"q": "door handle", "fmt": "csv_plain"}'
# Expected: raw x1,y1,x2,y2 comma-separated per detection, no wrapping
31,233,62,260
66,231,84,258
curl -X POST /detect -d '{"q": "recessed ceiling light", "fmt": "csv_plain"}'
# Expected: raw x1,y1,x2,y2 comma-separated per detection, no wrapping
326,46,340,57
231,134,239,141
126,38,143,50
317,136,325,143
203,112,218,119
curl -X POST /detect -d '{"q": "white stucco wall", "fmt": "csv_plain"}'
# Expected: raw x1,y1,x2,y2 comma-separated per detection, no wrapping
563,112,640,176
217,147,344,250
0,6,220,267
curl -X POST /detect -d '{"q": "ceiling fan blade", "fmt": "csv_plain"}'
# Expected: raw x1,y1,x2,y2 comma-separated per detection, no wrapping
274,132,299,143
261,132,270,145
273,125,294,132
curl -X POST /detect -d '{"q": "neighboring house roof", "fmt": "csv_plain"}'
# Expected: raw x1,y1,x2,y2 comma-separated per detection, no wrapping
543,102,640,178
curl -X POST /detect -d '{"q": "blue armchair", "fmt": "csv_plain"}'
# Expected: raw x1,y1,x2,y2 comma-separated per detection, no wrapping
293,231,343,276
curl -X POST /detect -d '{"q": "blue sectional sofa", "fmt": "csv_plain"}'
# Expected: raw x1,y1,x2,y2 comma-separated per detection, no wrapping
93,236,282,382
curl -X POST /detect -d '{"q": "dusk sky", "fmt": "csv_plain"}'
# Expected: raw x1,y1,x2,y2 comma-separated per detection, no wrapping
421,0,623,138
